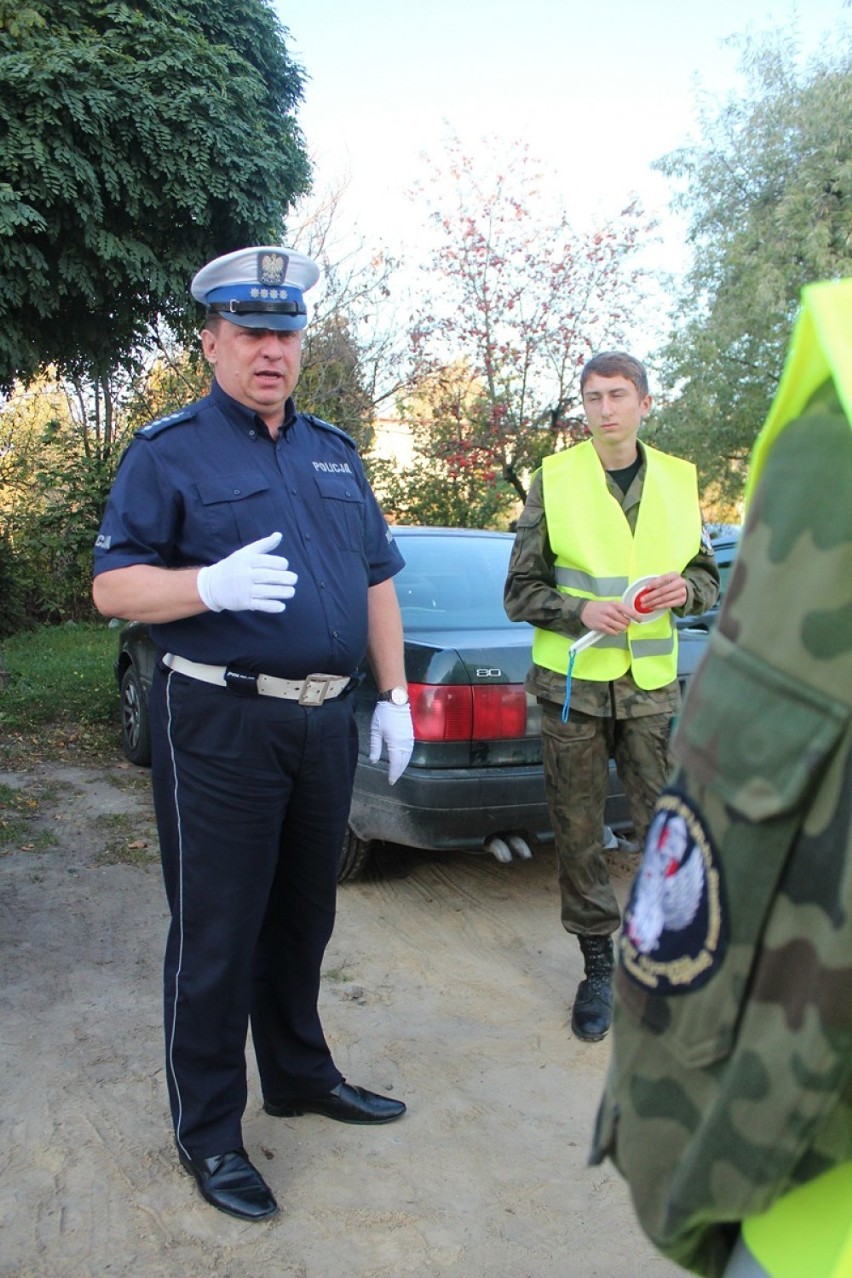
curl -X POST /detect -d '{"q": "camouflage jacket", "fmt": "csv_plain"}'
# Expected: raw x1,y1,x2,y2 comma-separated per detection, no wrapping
590,383,852,1276
503,443,720,717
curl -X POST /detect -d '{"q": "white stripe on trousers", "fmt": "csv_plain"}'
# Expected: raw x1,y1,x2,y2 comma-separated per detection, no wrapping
163,670,190,1160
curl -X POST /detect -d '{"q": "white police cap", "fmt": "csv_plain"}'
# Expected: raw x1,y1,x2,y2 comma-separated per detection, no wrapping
191,246,321,331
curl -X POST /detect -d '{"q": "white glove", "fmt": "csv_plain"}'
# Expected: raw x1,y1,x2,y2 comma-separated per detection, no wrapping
197,532,298,614
369,701,415,785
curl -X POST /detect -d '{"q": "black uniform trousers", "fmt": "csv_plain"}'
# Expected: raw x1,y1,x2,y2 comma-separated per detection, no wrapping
150,664,358,1161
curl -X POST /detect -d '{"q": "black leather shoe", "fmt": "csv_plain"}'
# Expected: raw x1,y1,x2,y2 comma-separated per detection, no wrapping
179,1148,278,1220
264,1080,406,1124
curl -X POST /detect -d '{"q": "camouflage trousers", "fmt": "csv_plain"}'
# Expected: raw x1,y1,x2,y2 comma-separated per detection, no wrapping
539,701,673,936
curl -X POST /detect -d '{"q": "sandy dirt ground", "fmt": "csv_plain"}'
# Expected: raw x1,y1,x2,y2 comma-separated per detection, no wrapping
0,758,684,1278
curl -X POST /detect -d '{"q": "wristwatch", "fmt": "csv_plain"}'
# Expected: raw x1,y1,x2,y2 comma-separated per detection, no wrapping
377,686,409,706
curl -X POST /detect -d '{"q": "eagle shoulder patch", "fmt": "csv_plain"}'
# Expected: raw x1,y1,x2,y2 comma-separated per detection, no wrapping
619,788,727,994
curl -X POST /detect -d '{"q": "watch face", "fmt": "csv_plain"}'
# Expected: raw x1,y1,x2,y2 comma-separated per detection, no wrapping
389,686,408,705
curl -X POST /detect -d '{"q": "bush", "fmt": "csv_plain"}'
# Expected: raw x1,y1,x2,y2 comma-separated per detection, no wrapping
0,530,28,637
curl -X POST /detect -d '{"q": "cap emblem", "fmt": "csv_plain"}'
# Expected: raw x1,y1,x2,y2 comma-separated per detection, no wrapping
258,252,288,286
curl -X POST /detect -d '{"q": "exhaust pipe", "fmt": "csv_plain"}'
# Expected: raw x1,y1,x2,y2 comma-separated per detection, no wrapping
484,834,533,863
506,834,533,860
485,836,512,863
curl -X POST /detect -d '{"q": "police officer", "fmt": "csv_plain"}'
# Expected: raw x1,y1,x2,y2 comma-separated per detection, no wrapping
504,352,719,1041
93,247,414,1222
591,281,852,1276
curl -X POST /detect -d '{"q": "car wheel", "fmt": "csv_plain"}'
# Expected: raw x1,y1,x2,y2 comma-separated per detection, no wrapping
338,826,373,883
120,664,152,767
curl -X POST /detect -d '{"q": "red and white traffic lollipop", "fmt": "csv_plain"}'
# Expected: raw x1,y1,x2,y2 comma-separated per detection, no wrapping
568,576,666,656
621,575,666,623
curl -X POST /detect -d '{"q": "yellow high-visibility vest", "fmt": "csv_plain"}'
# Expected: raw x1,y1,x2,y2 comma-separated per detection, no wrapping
533,440,701,690
740,1161,852,1277
747,277,852,504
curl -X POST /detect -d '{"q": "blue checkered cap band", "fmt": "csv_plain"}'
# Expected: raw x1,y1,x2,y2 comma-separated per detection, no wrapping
191,246,321,331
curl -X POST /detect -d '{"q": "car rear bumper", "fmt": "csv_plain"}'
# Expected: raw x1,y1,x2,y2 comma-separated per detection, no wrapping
348,758,632,853
348,757,552,852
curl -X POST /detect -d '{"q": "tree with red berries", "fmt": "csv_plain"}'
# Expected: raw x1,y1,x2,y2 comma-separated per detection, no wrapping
405,137,655,512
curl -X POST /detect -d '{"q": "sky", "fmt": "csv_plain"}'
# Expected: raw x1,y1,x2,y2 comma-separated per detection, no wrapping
275,0,849,347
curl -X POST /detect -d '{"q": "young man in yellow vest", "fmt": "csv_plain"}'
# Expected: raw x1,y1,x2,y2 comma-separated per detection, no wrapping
504,351,719,1041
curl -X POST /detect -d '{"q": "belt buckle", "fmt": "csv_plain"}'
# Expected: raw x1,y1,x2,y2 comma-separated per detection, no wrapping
299,675,334,706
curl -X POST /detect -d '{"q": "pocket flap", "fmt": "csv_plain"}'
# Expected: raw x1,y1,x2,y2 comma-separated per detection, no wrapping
675,633,849,821
196,473,269,505
312,471,364,503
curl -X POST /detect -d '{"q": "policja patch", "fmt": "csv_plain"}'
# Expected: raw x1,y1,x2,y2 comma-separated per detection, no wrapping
619,788,727,995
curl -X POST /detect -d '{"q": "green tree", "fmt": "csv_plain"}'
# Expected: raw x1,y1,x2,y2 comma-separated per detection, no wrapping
0,337,222,626
0,0,311,388
0,375,91,621
651,26,852,503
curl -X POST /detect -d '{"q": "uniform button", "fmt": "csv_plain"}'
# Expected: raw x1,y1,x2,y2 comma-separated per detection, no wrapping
233,489,241,495
332,630,339,638
319,581,326,588
249,429,257,438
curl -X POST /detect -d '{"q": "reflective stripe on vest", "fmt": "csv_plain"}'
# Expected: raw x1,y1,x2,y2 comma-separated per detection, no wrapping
747,278,852,504
533,441,701,689
740,1161,852,1278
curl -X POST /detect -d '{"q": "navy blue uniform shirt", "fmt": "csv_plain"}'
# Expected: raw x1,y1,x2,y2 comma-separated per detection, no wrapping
93,380,404,678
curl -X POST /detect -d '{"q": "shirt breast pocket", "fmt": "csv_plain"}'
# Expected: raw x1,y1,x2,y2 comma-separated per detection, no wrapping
195,473,276,551
312,471,366,551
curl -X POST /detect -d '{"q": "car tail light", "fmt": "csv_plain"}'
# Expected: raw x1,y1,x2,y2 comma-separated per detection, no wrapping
409,683,527,742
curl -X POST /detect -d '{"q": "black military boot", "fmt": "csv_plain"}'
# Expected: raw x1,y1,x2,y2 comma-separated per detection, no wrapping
571,935,614,1042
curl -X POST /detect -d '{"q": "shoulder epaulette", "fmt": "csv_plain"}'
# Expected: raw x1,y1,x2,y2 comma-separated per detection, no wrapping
135,403,199,440
303,412,357,449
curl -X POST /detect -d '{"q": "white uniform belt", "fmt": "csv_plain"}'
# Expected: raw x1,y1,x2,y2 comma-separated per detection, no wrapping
162,653,352,705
